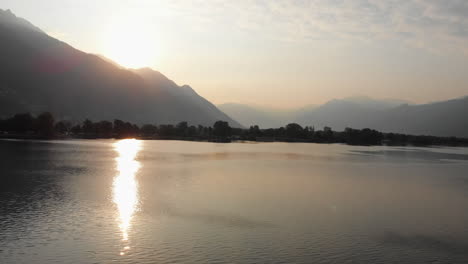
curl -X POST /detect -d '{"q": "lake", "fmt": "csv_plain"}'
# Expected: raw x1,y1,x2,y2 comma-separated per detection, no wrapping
1,139,468,263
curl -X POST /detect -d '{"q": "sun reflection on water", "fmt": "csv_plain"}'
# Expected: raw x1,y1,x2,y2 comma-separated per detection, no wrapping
113,139,142,256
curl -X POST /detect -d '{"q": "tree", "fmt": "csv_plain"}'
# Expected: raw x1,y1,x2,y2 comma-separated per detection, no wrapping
249,125,262,138
37,112,55,138
82,119,95,135
96,120,113,138
55,120,72,134
285,123,303,139
71,124,82,135
141,124,157,137
9,113,35,133
176,121,188,136
129,123,140,137
187,125,197,137
197,125,205,136
323,126,333,141
213,121,231,137
113,119,125,137
158,124,175,137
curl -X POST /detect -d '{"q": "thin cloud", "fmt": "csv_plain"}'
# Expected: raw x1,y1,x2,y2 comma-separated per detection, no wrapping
152,0,468,54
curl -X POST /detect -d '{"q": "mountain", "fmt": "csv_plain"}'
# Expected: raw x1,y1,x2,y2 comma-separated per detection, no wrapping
373,97,468,137
0,9,241,127
218,97,406,129
293,97,411,129
294,96,468,137
221,97,468,137
133,68,240,126
331,96,411,110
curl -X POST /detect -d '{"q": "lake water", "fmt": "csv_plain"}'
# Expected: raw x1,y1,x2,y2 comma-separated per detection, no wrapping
1,139,468,264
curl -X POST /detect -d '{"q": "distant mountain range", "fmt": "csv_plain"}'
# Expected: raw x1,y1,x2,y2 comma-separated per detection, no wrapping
219,96,468,137
0,9,241,127
218,97,409,129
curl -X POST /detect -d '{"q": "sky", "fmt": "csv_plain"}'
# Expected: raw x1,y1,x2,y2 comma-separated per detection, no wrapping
2,0,468,108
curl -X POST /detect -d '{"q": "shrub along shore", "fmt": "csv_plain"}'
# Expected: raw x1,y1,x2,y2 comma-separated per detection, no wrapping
1,112,467,147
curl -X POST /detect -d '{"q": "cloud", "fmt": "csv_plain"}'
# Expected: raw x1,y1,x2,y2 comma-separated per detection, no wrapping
150,0,468,54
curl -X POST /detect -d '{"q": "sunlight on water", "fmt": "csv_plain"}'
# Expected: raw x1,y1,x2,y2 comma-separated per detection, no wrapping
2,140,468,263
112,139,142,256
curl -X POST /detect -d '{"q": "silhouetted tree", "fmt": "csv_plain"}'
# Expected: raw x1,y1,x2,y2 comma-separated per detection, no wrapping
197,125,205,136
82,119,95,136
322,126,334,142
249,125,262,138
130,123,140,137
71,124,82,135
213,121,231,138
159,124,175,137
285,123,303,139
176,121,188,137
37,112,55,138
113,119,125,137
344,127,383,145
1,111,468,146
55,120,72,134
9,113,35,133
187,125,197,137
141,124,157,137
96,120,113,138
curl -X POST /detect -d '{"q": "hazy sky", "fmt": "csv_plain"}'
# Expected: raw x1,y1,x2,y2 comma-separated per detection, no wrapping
2,0,468,108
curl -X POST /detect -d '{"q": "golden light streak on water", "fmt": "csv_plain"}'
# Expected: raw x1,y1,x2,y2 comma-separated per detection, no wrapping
112,139,142,256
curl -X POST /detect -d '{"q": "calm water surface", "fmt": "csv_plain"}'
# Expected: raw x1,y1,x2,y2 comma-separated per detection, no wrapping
1,139,468,263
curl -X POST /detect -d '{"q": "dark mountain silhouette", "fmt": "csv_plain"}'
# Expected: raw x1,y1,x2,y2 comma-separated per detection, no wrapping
373,97,468,137
221,97,468,137
133,68,241,126
0,9,241,127
294,96,468,137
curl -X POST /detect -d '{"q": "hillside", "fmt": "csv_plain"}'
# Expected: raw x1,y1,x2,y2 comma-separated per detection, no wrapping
0,9,241,127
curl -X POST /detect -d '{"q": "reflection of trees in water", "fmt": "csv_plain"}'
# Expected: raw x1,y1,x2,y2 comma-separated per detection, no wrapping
0,140,68,245
0,140,106,217
0,140,59,196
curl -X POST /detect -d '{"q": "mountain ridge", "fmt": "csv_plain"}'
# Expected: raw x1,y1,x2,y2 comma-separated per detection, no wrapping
219,96,468,137
0,9,241,127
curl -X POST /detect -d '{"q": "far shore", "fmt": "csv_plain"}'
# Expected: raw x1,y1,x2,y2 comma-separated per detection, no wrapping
2,112,468,148
1,133,468,148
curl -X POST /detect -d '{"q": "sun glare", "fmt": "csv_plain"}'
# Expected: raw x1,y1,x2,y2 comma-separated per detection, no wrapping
113,139,142,256
101,16,158,69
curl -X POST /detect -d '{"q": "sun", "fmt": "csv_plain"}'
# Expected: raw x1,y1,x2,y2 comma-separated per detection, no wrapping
101,16,158,69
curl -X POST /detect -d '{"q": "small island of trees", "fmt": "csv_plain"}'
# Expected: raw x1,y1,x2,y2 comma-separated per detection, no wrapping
1,112,467,147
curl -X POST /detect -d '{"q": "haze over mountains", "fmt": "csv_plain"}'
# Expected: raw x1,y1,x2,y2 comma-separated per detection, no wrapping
0,9,241,127
220,96,468,137
217,103,314,129
1,8,467,138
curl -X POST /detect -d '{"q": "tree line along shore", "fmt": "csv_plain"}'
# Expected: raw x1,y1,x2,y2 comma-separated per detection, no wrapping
1,112,467,147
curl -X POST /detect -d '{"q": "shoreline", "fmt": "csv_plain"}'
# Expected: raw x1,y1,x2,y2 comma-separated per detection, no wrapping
1,134,467,148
